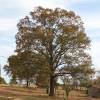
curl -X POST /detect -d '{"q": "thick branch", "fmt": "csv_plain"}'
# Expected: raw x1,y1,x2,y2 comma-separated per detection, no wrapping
54,71,71,78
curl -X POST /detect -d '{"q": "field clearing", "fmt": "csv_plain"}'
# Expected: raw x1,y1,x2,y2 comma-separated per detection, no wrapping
0,85,100,100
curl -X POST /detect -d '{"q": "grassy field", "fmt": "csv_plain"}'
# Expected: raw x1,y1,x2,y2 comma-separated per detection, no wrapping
0,85,100,100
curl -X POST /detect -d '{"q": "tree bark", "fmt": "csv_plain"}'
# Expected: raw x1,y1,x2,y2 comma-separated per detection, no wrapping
49,75,55,96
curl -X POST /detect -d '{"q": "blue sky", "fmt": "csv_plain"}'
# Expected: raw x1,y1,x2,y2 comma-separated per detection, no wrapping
0,0,100,81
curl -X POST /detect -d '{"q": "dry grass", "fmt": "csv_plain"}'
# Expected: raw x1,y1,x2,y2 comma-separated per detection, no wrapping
0,85,100,100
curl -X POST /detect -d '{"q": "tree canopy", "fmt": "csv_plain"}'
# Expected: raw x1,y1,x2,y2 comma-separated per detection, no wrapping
4,7,93,96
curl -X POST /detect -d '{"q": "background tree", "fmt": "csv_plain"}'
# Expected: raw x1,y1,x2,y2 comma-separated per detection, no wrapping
4,50,49,87
0,76,6,84
9,76,17,85
4,51,39,87
61,75,73,100
72,65,94,90
5,7,92,96
93,76,100,86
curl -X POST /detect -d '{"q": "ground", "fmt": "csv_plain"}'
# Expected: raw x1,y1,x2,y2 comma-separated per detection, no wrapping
0,84,100,100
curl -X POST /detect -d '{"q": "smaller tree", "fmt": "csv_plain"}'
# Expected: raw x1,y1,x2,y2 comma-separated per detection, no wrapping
4,51,39,87
93,76,100,86
9,76,17,85
61,75,73,100
0,76,6,84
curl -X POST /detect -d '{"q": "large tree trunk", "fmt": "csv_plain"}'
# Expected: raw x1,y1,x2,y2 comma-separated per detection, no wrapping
49,75,55,96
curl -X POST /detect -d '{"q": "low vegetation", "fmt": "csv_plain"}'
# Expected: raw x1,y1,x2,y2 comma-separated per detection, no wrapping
0,84,100,100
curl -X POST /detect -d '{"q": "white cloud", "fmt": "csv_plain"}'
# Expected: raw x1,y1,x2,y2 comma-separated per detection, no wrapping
0,0,68,14
33,0,67,8
90,41,100,70
82,15,100,30
67,0,96,5
0,18,17,31
0,44,15,82
64,1,100,31
0,45,15,59
8,0,68,10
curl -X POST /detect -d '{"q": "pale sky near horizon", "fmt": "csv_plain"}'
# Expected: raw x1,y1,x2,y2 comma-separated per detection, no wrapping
0,0,100,82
